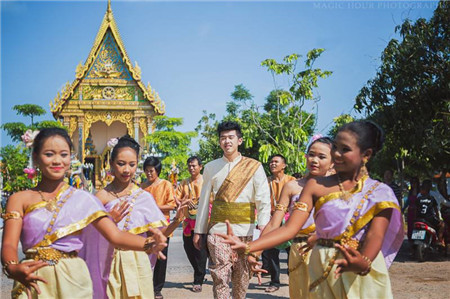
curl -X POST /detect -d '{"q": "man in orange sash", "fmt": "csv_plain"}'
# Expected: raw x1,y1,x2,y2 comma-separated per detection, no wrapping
193,121,271,299
263,154,296,293
175,156,207,293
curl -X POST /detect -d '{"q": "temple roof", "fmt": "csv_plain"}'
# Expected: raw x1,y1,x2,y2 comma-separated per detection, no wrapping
50,0,165,117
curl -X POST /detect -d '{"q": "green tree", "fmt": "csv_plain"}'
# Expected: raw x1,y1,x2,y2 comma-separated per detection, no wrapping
146,116,197,180
196,49,332,174
1,104,62,142
0,145,35,193
13,104,46,126
354,2,449,189
328,114,355,138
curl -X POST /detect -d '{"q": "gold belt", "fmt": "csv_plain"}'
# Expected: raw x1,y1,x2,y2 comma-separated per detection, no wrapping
26,247,78,266
210,201,256,224
292,236,309,243
317,238,360,250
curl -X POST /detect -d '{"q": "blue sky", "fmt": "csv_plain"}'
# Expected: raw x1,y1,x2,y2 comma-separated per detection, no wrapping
1,0,438,149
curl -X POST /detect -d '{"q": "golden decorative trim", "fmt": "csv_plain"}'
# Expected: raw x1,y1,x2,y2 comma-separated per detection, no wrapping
24,201,48,215
298,224,316,235
333,201,400,241
84,111,134,140
314,175,369,213
33,210,108,248
68,116,78,137
139,117,148,136
127,220,169,235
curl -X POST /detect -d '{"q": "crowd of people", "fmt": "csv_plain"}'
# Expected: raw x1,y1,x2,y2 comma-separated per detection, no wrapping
1,119,448,299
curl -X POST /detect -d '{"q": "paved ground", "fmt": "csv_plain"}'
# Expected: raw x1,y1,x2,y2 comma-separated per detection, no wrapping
1,225,449,298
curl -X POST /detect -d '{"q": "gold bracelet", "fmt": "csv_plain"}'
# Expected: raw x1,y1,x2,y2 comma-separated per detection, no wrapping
357,255,372,276
274,204,288,213
143,236,155,252
172,215,185,223
292,202,309,213
243,243,259,260
2,260,18,278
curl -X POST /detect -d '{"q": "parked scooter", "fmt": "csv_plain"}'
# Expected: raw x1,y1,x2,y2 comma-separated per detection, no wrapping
411,220,440,262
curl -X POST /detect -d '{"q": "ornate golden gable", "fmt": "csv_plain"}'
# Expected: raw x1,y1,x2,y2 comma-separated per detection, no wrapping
50,0,165,117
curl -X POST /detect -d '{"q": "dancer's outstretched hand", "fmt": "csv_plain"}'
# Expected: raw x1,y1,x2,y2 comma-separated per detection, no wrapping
145,227,168,258
216,220,247,252
6,260,48,298
334,244,369,278
247,255,267,285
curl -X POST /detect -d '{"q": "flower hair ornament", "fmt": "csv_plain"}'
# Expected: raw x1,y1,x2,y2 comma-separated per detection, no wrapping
310,133,323,144
107,137,119,148
21,130,40,148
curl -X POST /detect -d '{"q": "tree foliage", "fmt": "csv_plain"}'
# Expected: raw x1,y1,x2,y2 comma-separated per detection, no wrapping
13,104,46,126
1,104,64,142
196,49,332,174
0,145,35,193
355,1,449,182
146,116,197,180
328,114,355,138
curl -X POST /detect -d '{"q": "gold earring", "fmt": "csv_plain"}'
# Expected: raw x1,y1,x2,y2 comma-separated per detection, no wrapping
360,158,368,177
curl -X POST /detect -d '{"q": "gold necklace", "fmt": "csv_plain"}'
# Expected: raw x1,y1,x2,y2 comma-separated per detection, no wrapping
337,174,352,201
38,184,70,211
108,183,135,199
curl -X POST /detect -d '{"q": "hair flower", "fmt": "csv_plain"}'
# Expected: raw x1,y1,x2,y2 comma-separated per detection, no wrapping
21,130,40,148
107,137,119,148
23,167,37,179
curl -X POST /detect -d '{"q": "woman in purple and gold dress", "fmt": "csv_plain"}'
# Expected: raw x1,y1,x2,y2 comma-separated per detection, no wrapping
220,120,404,299
1,128,167,299
254,136,333,299
80,136,186,299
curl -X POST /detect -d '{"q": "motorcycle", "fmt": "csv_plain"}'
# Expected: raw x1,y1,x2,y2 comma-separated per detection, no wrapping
411,220,439,262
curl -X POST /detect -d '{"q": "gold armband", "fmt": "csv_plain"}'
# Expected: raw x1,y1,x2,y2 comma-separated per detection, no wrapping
274,204,288,213
292,202,309,213
1,211,22,221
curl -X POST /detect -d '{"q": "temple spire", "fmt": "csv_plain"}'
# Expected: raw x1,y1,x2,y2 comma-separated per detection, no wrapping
107,0,112,13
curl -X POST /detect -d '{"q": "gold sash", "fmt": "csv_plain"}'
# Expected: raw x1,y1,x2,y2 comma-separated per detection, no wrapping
215,157,261,203
209,157,260,229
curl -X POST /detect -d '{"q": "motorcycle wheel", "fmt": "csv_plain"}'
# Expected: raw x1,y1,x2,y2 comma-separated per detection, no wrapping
415,243,425,262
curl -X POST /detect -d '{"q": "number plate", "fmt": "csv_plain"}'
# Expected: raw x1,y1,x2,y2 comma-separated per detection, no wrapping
411,230,426,240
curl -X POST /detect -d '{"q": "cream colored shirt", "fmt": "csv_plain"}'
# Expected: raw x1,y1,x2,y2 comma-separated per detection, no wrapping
194,154,271,236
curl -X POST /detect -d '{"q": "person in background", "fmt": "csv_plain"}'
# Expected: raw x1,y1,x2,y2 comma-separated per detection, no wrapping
416,179,445,246
263,154,295,293
175,156,208,293
142,157,177,299
403,177,420,242
384,169,403,208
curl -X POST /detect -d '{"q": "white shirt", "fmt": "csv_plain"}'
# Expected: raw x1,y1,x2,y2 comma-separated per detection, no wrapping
194,154,271,236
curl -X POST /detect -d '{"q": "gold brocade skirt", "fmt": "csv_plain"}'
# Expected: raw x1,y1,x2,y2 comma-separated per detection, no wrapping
308,245,393,299
288,241,311,299
12,257,93,299
107,250,154,299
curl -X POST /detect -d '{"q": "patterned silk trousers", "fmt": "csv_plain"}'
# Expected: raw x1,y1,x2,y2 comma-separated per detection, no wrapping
207,234,253,299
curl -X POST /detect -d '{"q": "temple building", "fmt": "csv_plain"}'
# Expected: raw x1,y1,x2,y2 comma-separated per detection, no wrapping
50,0,164,188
